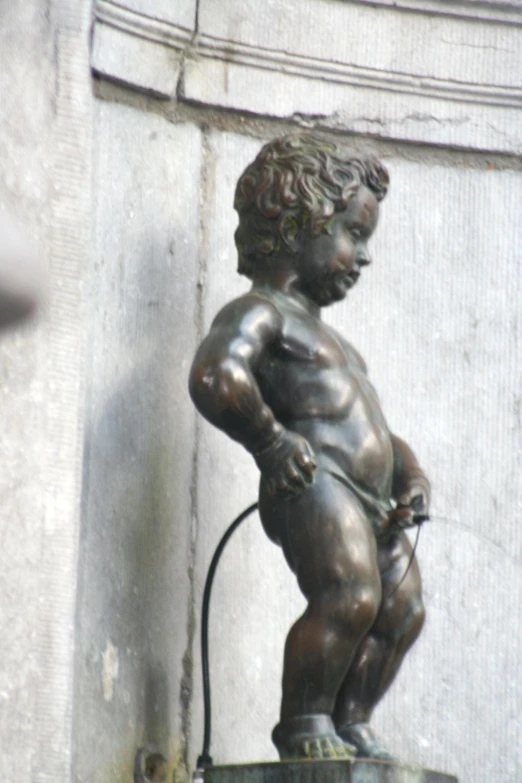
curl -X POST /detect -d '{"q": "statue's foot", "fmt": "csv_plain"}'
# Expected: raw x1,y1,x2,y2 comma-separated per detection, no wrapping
336,722,398,761
272,714,357,761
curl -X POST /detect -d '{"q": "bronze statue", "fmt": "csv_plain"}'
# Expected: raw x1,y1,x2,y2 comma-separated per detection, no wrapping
189,134,430,763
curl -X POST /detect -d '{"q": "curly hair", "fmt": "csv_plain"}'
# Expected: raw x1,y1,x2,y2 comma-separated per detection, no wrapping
234,134,389,279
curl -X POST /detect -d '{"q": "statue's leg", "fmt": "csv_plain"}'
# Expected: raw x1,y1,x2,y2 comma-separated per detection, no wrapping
333,531,425,759
259,471,382,760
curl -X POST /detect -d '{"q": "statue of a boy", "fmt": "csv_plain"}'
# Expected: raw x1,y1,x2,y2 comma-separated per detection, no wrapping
189,134,430,762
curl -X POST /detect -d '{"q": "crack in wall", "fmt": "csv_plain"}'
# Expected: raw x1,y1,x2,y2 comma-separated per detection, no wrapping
176,0,201,99
194,0,200,37
441,37,515,54
177,127,212,781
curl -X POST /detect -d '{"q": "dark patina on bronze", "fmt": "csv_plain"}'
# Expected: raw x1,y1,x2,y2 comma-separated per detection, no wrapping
190,135,434,765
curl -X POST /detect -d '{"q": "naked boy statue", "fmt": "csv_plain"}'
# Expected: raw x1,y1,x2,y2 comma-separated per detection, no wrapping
189,135,430,762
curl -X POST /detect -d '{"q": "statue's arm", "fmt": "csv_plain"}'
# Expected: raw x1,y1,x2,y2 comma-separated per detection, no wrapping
189,295,316,495
390,434,430,523
189,295,284,452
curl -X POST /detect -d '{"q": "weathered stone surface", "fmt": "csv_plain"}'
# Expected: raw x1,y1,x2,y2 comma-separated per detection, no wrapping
182,58,522,153
348,0,522,23
101,0,197,29
180,0,522,152
197,0,522,87
72,105,202,783
92,22,182,99
0,1,92,782
92,0,522,152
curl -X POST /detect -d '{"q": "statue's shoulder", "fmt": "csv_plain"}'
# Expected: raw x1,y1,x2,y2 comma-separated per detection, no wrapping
211,290,285,337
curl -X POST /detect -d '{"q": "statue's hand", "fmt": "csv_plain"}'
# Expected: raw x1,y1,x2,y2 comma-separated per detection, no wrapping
389,479,430,530
255,430,317,498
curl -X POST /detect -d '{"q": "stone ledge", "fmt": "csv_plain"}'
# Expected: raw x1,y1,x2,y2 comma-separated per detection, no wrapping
182,55,522,154
204,760,458,783
95,0,193,49
91,0,522,153
196,0,522,89
98,0,196,30
191,33,522,110
91,22,182,99
348,0,522,25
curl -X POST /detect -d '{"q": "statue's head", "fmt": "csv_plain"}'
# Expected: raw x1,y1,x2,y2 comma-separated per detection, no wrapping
234,134,389,280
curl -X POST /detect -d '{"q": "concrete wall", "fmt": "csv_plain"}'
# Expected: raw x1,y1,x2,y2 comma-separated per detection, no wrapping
1,1,521,782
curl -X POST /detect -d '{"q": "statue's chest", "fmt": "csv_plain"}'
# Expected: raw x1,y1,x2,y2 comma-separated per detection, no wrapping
276,315,351,371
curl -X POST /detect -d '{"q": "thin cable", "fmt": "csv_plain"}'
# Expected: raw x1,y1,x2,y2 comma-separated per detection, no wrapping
387,521,422,598
197,502,259,769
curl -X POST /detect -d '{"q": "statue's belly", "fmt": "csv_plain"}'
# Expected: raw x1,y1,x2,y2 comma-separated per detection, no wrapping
291,415,394,500
259,361,394,498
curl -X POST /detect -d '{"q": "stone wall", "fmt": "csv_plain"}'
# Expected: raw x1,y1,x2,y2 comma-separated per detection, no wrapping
1,1,521,781
0,1,92,781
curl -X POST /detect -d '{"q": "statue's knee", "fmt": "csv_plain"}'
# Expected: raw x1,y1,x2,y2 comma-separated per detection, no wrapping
330,583,381,637
353,584,382,630
394,594,425,642
379,591,424,643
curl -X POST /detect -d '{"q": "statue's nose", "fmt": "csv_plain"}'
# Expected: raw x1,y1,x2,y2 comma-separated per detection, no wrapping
356,247,372,266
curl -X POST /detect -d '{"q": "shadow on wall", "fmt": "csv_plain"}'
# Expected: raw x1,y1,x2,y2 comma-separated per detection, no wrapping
0,210,43,328
75,226,195,781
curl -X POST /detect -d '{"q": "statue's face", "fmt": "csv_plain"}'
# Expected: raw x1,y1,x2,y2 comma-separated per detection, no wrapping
296,185,379,307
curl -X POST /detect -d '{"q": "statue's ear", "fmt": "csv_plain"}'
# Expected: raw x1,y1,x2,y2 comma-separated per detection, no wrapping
279,215,301,254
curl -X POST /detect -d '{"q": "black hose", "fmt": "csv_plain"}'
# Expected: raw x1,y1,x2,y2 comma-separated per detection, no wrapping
197,502,259,769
